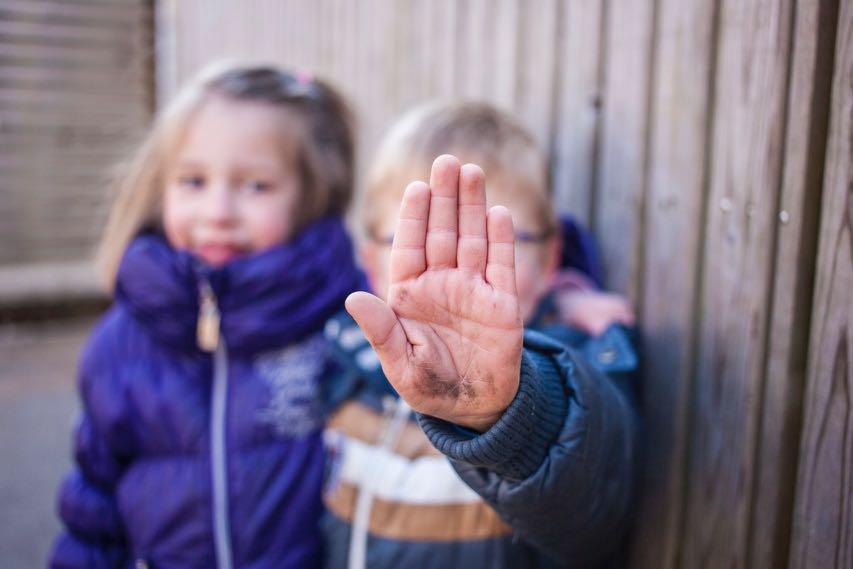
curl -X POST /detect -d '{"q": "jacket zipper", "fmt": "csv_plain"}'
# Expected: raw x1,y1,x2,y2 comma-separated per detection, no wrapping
198,280,234,569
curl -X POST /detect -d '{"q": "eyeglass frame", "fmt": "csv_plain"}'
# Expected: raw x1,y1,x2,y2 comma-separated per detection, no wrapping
366,226,556,247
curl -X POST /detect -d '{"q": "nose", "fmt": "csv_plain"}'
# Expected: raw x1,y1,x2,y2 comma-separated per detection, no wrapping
202,183,236,226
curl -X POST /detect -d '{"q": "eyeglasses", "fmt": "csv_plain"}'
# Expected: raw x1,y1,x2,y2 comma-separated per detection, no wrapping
368,227,555,247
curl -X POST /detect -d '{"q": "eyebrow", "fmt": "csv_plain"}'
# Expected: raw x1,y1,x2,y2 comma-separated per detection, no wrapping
171,160,281,175
172,160,206,171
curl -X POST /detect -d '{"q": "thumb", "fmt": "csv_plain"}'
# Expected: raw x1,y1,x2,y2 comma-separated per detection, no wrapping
345,291,408,381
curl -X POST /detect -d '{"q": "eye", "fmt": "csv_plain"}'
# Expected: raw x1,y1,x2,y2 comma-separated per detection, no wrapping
244,180,273,193
177,174,205,190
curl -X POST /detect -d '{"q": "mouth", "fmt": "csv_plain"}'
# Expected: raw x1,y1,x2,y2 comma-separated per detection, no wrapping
193,242,246,267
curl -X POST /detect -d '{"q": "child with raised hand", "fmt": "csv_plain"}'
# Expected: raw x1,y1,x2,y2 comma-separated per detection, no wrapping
322,102,638,568
50,63,364,569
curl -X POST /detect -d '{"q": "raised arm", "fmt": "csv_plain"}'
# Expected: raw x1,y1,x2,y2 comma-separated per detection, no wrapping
345,154,523,432
347,155,638,565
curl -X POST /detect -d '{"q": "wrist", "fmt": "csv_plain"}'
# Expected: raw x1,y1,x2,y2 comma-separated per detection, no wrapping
457,410,508,433
419,344,568,480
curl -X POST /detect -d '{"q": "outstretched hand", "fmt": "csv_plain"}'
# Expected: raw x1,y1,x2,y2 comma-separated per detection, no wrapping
346,155,523,432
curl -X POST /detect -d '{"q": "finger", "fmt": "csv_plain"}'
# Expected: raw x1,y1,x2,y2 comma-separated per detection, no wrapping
602,296,636,327
485,205,517,295
390,181,430,284
617,299,637,325
617,304,637,326
456,163,488,276
345,291,408,381
425,154,460,269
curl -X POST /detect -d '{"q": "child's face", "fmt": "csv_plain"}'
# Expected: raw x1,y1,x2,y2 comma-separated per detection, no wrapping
163,97,300,267
361,183,558,322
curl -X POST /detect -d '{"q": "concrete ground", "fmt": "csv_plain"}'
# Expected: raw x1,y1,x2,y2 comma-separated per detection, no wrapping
0,317,93,568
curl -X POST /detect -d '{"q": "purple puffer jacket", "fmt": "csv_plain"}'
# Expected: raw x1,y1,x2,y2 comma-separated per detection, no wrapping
50,219,365,569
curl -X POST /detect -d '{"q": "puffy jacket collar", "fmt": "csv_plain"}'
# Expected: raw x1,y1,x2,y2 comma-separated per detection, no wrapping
115,217,366,355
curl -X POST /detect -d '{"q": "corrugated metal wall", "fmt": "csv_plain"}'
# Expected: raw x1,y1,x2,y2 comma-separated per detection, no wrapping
0,0,153,275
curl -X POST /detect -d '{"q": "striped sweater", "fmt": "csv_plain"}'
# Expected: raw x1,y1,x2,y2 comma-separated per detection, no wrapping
320,310,639,569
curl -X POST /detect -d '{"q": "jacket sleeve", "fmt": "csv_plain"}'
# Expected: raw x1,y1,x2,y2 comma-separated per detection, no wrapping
50,327,130,569
418,329,638,567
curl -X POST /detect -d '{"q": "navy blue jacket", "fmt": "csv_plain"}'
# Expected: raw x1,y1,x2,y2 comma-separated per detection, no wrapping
50,225,363,569
321,304,639,568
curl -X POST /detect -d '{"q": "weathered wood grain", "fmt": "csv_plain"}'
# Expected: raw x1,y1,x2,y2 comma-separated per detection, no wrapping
748,1,838,567
594,0,655,300
789,1,853,566
630,0,718,567
551,0,604,224
514,0,559,153
682,0,795,567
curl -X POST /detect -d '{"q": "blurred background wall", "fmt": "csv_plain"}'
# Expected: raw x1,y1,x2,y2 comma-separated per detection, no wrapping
0,2,153,567
0,0,152,305
1,1,851,568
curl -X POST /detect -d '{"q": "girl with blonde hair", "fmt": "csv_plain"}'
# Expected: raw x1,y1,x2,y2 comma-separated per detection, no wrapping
50,63,364,569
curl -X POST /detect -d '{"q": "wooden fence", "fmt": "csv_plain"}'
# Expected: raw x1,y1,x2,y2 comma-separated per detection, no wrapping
2,0,848,567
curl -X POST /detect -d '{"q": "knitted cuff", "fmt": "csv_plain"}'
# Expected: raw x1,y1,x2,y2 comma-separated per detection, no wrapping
418,348,568,481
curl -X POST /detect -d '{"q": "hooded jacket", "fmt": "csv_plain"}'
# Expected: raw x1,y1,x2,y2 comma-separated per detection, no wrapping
50,219,364,569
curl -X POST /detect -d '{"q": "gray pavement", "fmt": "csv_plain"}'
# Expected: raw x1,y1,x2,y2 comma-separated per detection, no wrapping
0,318,93,568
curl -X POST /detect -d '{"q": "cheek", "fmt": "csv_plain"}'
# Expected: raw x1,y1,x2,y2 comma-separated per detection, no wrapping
515,255,550,318
515,263,538,303
245,194,294,249
162,187,192,249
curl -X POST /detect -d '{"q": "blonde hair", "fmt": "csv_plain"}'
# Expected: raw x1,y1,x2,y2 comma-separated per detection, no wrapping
97,61,355,290
362,101,555,238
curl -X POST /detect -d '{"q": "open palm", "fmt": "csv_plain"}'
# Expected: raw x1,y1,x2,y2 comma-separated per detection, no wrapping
346,155,523,431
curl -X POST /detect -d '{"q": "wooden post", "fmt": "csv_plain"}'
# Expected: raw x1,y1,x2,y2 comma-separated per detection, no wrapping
789,1,853,566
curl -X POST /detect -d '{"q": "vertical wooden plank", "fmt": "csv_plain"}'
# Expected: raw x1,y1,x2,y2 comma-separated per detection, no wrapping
551,0,605,224
682,0,795,566
594,0,655,299
154,0,179,105
389,0,431,113
455,0,491,100
282,0,305,69
749,0,838,567
491,0,520,111
252,0,283,65
349,0,397,183
629,0,716,568
514,0,559,152
789,2,853,566
430,0,460,99
453,0,519,109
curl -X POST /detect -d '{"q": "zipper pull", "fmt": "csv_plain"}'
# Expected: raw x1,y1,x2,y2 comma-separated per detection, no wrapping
197,280,220,352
